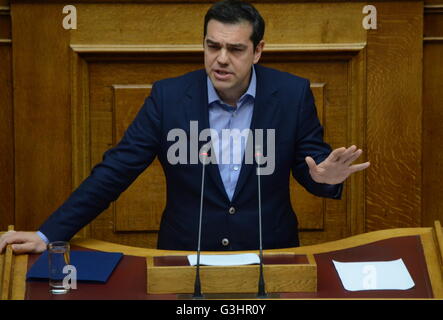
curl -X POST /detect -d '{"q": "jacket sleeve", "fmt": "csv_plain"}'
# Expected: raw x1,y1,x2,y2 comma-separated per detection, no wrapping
39,83,163,242
291,79,343,199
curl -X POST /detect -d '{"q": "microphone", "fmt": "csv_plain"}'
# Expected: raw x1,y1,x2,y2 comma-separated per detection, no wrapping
193,143,211,299
255,145,267,298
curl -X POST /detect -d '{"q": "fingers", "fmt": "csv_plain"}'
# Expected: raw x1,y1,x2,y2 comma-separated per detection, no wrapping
339,145,357,163
0,231,46,254
0,231,17,253
328,147,347,162
333,145,367,166
349,161,371,173
343,148,363,165
11,242,36,254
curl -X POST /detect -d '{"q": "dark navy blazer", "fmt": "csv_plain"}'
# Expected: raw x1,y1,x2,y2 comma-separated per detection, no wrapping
39,64,342,251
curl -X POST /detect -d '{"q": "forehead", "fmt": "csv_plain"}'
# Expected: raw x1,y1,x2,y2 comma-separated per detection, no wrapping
205,19,253,45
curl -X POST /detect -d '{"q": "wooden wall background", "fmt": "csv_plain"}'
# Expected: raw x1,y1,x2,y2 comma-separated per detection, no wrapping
0,0,441,248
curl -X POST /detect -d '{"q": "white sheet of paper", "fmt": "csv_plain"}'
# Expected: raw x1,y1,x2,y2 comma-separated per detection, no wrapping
332,258,415,291
187,253,260,266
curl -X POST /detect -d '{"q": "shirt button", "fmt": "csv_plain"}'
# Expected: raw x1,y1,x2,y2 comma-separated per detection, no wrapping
228,207,236,214
233,166,239,171
221,238,230,246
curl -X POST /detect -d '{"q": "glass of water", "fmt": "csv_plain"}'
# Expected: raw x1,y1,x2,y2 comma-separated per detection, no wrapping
48,241,70,294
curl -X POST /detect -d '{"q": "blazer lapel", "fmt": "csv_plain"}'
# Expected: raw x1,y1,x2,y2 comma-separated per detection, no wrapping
232,66,279,202
184,71,230,201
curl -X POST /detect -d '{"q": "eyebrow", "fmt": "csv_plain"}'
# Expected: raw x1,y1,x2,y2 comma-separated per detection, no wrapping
205,39,248,50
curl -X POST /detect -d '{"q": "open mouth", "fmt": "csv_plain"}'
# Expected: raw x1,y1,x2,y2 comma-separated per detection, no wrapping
213,69,233,80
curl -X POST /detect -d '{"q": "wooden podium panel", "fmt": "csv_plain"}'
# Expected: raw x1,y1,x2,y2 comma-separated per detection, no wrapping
1,223,441,300
147,253,317,294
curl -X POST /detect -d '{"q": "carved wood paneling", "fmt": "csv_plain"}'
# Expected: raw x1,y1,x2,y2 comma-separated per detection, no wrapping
0,1,12,231
290,83,326,231
70,2,365,46
12,3,72,231
71,50,204,247
112,85,165,233
366,2,423,231
8,1,425,250
423,2,443,227
70,44,366,247
0,45,13,231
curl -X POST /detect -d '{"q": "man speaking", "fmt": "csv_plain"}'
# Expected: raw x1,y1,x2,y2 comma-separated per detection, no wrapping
0,0,369,253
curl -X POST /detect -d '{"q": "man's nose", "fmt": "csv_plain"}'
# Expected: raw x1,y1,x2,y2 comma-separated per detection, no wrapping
217,48,229,65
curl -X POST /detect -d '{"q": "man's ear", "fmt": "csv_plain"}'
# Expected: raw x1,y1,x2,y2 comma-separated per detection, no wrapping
253,40,265,64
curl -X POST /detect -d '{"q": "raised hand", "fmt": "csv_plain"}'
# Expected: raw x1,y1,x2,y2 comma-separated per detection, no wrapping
305,145,370,185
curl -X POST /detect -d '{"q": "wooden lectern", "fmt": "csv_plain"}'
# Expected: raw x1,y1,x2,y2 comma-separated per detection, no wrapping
1,221,442,299
147,253,317,294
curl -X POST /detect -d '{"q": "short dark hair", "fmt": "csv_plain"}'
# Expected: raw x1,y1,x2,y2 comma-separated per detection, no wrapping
204,0,265,49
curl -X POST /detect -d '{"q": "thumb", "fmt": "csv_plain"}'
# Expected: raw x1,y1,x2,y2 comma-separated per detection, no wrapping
305,156,317,171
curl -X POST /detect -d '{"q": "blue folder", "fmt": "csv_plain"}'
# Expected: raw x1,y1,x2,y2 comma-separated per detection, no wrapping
26,250,124,283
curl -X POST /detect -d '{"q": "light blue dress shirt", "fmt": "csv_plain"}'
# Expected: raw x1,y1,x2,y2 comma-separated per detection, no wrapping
37,230,49,244
207,66,256,201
